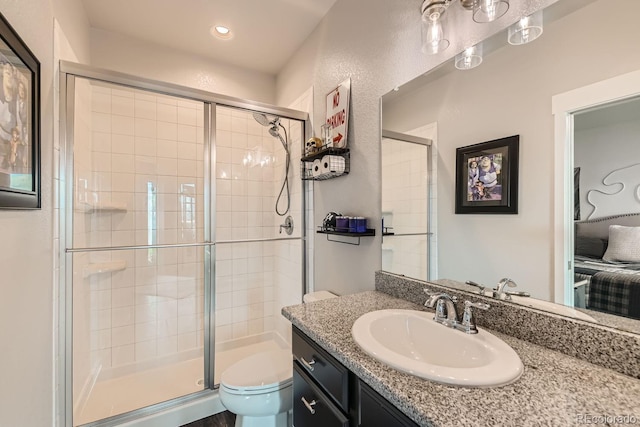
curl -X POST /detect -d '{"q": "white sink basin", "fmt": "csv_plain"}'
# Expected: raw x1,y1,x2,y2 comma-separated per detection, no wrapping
351,309,523,387
508,295,597,322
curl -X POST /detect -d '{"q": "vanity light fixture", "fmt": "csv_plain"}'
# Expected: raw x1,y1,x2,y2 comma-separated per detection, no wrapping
421,1,450,54
508,10,543,45
420,0,509,56
463,0,510,23
210,25,233,40
454,43,483,70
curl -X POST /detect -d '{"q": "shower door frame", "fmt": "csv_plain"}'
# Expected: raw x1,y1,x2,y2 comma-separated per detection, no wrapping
58,61,308,427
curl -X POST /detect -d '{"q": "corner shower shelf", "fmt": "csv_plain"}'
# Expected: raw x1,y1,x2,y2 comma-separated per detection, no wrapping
83,260,127,278
317,228,375,245
76,201,128,214
301,148,350,181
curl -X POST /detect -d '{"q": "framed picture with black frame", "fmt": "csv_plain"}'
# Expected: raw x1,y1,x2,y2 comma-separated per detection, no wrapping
455,135,519,214
0,12,41,209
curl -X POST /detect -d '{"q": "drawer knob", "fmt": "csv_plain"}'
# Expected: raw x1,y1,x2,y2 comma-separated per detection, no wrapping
301,396,317,414
300,356,316,371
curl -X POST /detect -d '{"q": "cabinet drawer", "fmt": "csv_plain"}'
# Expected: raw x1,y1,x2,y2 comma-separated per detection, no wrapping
292,326,349,411
358,380,418,427
293,362,349,427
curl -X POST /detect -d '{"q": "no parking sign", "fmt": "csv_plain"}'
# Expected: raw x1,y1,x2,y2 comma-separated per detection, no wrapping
325,78,350,149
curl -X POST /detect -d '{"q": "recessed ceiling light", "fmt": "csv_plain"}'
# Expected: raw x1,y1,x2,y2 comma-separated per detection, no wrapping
211,25,233,40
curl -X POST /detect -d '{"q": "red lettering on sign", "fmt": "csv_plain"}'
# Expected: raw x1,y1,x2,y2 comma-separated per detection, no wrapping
332,91,340,108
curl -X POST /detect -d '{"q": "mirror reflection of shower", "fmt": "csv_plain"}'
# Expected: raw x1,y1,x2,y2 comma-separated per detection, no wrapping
253,112,290,216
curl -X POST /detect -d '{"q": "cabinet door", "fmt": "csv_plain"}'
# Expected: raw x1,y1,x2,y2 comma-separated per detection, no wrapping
358,380,418,427
294,362,349,427
292,326,350,411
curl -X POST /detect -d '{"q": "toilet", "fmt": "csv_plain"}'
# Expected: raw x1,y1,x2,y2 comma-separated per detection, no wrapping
219,291,337,427
219,349,293,427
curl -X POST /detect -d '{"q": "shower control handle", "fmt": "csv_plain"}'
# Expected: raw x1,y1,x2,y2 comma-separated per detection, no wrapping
301,397,317,414
300,356,316,371
279,215,294,235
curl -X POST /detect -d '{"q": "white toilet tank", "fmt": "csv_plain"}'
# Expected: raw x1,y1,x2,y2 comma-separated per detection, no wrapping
303,291,337,303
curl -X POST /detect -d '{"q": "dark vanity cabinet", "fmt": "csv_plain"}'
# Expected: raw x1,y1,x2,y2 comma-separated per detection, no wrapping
292,326,418,427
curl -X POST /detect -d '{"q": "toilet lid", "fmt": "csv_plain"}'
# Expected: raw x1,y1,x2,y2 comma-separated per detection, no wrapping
221,349,292,392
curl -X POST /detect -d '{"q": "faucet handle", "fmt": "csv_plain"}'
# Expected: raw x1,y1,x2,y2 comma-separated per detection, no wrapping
423,290,457,307
465,280,486,296
460,300,490,334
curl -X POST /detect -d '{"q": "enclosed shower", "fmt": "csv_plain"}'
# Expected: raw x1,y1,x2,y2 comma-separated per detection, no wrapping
60,63,306,426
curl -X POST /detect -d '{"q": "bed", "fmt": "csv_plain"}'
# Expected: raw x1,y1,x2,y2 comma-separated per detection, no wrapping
574,213,640,320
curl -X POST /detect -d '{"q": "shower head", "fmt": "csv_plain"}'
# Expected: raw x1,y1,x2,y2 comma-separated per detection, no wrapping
253,112,279,127
269,126,280,138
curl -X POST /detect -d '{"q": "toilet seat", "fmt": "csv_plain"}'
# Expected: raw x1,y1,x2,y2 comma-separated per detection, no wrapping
220,349,292,395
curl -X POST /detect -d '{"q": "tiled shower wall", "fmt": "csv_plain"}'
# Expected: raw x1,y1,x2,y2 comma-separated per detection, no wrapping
73,81,205,380
214,106,303,344
381,138,429,280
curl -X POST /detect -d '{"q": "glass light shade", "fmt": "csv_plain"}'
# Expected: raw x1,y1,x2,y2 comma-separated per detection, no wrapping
508,11,543,45
421,11,450,54
473,0,509,23
455,44,483,70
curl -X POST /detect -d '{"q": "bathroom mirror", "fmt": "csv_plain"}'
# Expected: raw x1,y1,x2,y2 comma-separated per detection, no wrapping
380,0,640,335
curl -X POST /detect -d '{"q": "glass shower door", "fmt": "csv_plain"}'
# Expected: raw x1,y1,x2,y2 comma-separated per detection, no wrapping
67,77,209,425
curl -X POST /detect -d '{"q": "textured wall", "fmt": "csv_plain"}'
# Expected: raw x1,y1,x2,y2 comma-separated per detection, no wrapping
276,0,557,295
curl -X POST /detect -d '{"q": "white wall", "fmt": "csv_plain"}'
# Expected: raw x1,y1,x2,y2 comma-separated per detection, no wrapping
276,0,557,295
381,0,640,300
0,0,90,426
90,29,277,104
575,119,640,219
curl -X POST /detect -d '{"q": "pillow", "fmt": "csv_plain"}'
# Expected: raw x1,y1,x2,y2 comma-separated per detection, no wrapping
602,225,640,262
575,236,608,258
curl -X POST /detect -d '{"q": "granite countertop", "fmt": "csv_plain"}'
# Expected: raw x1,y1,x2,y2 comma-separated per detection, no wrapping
282,291,640,427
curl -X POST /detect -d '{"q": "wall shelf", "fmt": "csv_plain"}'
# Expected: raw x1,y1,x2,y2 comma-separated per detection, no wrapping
76,201,127,214
301,148,349,181
317,228,375,245
83,260,127,278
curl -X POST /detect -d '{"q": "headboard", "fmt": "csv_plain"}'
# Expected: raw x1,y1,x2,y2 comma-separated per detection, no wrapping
575,213,640,258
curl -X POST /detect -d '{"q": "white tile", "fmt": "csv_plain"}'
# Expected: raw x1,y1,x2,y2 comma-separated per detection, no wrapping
111,173,135,192
177,142,197,160
112,95,135,117
135,303,157,324
135,339,157,361
112,88,134,99
157,139,177,158
112,325,135,347
177,332,197,352
112,287,134,308
157,158,178,176
112,306,135,328
231,117,247,133
111,153,135,174
135,137,156,156
135,118,157,138
157,317,178,337
92,112,111,133
92,132,112,153
112,344,135,366
231,132,248,149
178,106,197,126
112,115,135,136
92,152,111,172
178,159,197,177
112,134,135,154
178,124,197,143
157,103,177,123
157,122,178,140
91,92,111,114
135,321,157,343
157,336,177,356
135,155,157,175
135,99,157,120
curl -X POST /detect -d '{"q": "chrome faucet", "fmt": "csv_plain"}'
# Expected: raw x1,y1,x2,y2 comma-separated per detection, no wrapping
460,301,490,334
424,291,458,327
279,215,294,235
424,290,490,334
465,280,486,296
493,278,530,300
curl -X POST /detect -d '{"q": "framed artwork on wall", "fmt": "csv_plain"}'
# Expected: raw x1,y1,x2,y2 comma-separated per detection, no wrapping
455,135,519,214
0,12,40,209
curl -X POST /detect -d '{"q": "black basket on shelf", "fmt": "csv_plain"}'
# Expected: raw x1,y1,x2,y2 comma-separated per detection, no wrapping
300,148,350,181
